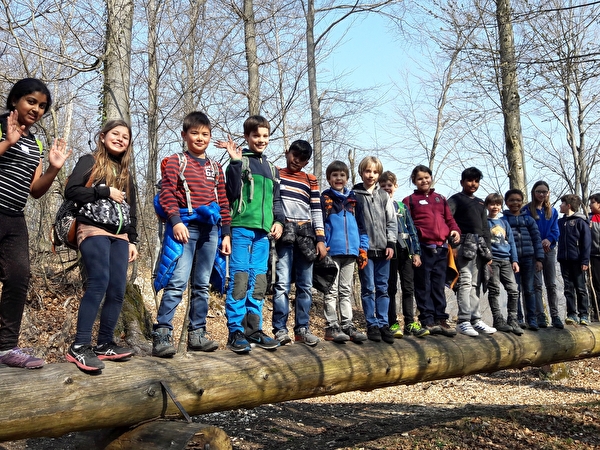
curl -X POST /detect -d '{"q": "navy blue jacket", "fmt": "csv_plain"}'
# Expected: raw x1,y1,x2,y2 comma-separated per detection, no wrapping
502,210,544,261
557,212,591,265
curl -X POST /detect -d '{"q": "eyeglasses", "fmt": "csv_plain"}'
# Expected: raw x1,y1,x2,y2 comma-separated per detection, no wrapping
535,190,549,195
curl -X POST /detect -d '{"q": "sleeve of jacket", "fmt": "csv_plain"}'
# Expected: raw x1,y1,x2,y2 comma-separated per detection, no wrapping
385,194,398,245
580,218,592,266
225,158,242,205
158,154,183,225
443,197,461,235
481,203,492,248
549,208,560,245
215,162,231,236
504,218,519,263
404,205,421,256
529,218,545,261
65,154,110,203
127,177,138,244
272,166,285,226
309,175,325,243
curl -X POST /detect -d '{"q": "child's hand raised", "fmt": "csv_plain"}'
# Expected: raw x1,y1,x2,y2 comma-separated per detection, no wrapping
215,135,242,160
47,138,72,170
6,110,26,145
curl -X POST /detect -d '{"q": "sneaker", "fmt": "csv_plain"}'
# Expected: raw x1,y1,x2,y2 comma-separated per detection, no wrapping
187,329,219,352
565,314,580,325
324,326,350,343
580,315,590,326
507,318,524,336
0,347,45,369
472,320,496,334
247,330,280,349
227,331,251,353
527,318,539,331
152,328,177,358
425,323,443,335
435,320,457,337
341,324,368,343
295,327,320,346
537,314,548,328
66,344,105,372
404,321,430,338
380,325,395,344
367,326,381,342
274,329,292,346
552,316,564,329
456,321,479,337
390,322,404,338
493,317,513,333
94,341,134,361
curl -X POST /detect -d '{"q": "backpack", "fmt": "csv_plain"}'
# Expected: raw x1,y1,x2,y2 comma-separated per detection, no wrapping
51,176,94,251
236,155,277,213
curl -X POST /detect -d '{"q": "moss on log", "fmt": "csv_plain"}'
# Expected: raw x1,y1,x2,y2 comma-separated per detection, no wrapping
1,325,600,442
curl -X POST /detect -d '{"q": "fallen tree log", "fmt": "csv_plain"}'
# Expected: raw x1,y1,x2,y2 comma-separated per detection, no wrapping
2,324,600,442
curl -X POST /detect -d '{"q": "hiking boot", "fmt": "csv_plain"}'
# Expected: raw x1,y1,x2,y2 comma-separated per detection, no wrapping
425,323,443,335
367,326,381,342
94,341,134,361
275,329,292,345
324,326,350,343
507,318,524,336
472,320,496,334
565,314,580,325
493,317,513,333
295,327,320,347
551,316,564,329
390,322,404,338
404,321,430,338
66,344,105,372
0,347,45,369
456,321,478,337
247,330,279,350
580,315,590,326
435,320,457,337
188,329,219,352
342,324,368,343
152,328,177,358
227,331,251,353
537,314,548,328
380,325,395,344
518,320,527,330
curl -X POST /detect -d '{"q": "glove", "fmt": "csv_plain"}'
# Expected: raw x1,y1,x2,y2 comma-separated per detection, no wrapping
357,249,368,270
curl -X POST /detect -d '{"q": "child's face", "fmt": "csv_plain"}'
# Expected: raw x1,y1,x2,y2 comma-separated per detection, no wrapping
505,194,523,214
559,201,570,214
379,180,397,198
412,171,432,193
13,91,48,129
590,199,600,215
285,149,309,173
533,186,549,203
245,127,270,154
460,177,480,196
101,125,131,157
328,170,348,192
487,202,502,217
361,164,380,189
182,125,211,157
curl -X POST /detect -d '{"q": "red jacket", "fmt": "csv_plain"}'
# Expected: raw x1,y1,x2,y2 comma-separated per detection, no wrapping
403,189,459,246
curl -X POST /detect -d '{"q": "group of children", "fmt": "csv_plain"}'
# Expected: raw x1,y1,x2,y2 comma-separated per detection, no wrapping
0,78,596,374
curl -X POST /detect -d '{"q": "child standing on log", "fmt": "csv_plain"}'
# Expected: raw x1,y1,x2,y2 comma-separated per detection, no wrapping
403,165,460,337
320,160,368,343
65,120,138,373
353,156,397,344
152,111,231,358
588,193,600,321
0,78,70,369
216,115,284,353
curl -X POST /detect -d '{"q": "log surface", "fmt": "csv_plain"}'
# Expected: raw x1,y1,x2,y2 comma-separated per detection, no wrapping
1,325,599,442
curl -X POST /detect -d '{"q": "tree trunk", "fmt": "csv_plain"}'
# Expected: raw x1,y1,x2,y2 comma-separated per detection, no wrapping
103,0,134,122
2,325,600,441
496,0,527,194
305,0,323,184
243,0,260,116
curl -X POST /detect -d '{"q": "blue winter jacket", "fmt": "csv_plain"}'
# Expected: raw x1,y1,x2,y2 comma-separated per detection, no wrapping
321,187,368,257
502,210,544,261
153,200,221,292
522,204,560,249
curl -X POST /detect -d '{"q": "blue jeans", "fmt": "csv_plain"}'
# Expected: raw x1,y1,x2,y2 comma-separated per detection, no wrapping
534,247,559,318
156,223,218,331
225,227,269,334
515,256,537,323
413,245,449,326
272,243,314,333
76,235,129,345
560,260,590,317
358,256,390,328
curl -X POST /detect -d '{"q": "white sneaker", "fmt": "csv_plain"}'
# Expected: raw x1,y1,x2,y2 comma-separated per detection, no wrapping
472,320,497,334
456,321,479,337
